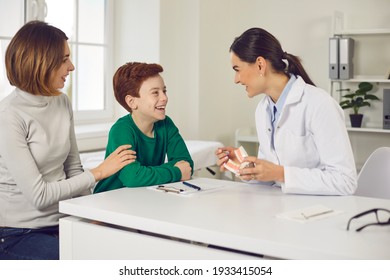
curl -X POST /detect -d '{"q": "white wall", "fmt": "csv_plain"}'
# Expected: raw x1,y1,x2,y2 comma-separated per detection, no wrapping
160,0,200,139
113,0,161,117
114,0,390,167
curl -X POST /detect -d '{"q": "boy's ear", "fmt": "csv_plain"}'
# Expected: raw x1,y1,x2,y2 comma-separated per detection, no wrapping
125,95,137,110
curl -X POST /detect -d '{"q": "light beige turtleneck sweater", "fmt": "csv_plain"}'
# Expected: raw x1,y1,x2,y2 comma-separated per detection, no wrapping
0,88,95,228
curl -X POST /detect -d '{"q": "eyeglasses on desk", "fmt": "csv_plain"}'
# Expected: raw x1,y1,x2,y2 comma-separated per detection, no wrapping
346,208,390,232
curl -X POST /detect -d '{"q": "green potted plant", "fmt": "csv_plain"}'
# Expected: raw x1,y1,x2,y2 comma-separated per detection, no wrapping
338,82,380,127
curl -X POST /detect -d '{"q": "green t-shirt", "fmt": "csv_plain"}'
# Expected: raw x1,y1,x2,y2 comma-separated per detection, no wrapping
94,114,193,193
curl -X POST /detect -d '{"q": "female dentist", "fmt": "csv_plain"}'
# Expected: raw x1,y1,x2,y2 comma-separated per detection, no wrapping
216,27,357,195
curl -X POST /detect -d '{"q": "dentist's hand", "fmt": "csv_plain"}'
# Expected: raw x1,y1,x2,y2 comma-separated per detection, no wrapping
239,156,285,183
215,146,238,172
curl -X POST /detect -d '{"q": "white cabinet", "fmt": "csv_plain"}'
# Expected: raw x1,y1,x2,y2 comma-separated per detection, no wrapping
235,127,259,156
330,12,390,132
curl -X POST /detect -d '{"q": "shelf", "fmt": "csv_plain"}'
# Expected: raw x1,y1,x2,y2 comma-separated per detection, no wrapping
331,76,390,83
333,11,390,37
236,135,258,143
334,28,390,36
347,127,390,133
235,127,259,147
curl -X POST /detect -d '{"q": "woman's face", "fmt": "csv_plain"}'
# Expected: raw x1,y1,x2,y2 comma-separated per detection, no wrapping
50,41,75,89
230,52,263,98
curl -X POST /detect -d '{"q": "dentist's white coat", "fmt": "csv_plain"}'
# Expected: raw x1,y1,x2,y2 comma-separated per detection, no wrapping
255,76,357,195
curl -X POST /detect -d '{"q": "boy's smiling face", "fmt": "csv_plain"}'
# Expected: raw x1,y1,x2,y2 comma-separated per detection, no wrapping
132,74,168,123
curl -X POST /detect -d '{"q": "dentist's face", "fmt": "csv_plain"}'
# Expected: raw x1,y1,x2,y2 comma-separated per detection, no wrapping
230,52,263,98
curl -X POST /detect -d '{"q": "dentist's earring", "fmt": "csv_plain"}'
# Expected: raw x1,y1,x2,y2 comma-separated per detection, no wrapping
258,64,263,77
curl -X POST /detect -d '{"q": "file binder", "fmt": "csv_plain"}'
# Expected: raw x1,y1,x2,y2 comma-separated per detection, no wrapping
329,37,339,79
339,37,354,80
383,89,390,129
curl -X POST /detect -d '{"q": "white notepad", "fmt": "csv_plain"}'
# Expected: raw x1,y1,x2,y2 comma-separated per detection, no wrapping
276,204,342,223
147,177,226,196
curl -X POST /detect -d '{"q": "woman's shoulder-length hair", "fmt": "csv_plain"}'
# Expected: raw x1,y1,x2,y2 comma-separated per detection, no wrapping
5,20,68,96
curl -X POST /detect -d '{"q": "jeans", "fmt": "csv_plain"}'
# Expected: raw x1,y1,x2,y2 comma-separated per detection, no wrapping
0,225,59,260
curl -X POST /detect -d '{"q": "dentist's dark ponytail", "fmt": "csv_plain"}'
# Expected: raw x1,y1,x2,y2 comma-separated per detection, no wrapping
230,27,315,86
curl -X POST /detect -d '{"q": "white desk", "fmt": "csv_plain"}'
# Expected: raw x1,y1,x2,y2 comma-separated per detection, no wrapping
59,178,390,260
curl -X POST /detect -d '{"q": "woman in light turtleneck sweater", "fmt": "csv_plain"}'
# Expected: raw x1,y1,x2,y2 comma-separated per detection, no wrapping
0,21,136,260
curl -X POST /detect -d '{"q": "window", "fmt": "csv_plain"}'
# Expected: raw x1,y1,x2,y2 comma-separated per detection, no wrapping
0,0,24,101
0,0,114,123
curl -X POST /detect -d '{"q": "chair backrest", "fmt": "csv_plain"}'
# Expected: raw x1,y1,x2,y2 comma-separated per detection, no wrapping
356,147,390,199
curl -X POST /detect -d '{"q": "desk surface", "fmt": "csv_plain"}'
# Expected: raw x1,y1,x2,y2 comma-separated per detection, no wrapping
60,178,390,259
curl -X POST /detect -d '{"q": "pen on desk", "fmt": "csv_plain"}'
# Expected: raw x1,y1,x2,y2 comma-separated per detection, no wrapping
157,185,183,194
301,209,334,219
182,181,202,191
